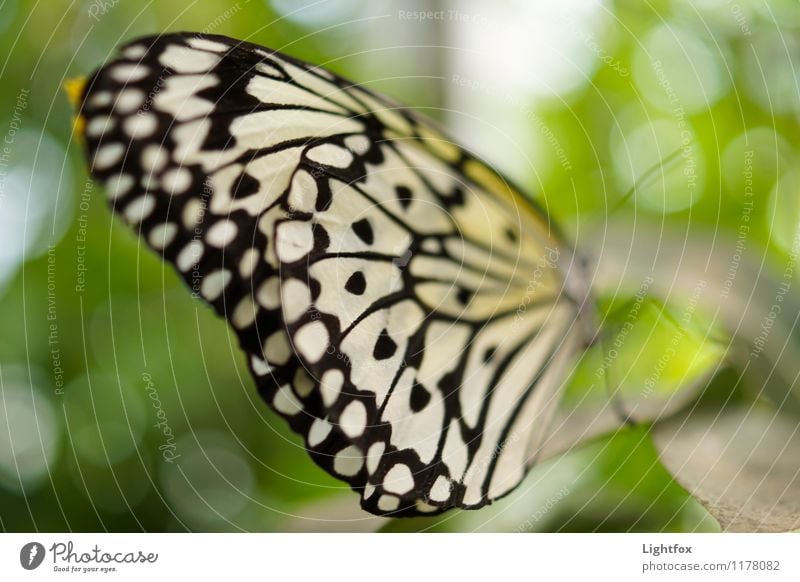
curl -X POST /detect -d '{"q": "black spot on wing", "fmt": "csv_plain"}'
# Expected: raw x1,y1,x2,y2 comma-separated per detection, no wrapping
231,171,260,199
409,382,431,413
351,218,374,245
456,287,472,306
312,223,330,252
395,184,412,209
344,271,366,295
373,328,398,360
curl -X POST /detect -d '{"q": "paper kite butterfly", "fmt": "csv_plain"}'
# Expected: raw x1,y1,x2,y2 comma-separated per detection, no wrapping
70,33,596,517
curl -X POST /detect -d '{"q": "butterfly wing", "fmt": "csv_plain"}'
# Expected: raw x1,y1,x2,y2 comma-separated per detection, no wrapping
75,32,593,516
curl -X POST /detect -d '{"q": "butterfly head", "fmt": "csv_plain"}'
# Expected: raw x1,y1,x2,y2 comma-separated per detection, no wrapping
63,76,88,139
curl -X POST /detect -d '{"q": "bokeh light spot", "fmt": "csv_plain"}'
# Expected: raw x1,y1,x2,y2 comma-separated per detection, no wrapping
634,23,730,114
0,377,60,494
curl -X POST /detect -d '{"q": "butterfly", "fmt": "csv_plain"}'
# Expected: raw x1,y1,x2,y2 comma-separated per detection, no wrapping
70,32,595,517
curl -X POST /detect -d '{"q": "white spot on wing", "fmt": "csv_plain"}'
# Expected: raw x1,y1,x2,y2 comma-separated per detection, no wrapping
201,269,232,300
273,384,302,416
162,167,192,195
420,238,441,254
344,134,370,155
287,170,317,213
141,145,168,173
307,418,332,447
238,248,260,278
159,45,221,73
281,278,311,323
124,113,157,138
250,355,272,376
123,44,147,59
110,63,150,82
383,463,414,495
86,116,115,137
206,219,238,248
89,92,112,107
115,89,145,113
103,173,133,200
333,445,363,477
182,198,205,228
232,296,258,329
264,331,292,366
256,277,280,309
123,195,155,223
366,441,385,474
148,223,177,249
93,143,125,170
306,143,354,168
293,369,314,397
429,475,451,503
176,240,204,272
339,400,367,438
320,369,343,407
256,277,281,309
187,38,229,53
377,495,399,512
441,419,468,480
294,320,329,363
275,220,314,263
255,61,284,78
415,501,440,513
154,75,217,121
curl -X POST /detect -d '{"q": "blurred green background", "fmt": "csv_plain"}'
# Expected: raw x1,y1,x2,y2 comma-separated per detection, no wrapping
0,0,797,532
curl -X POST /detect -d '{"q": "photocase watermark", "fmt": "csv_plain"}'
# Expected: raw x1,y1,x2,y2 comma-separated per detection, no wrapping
651,59,697,192
595,275,654,379
46,246,65,396
397,9,489,25
451,74,573,173
562,14,629,77
143,372,180,463
512,246,561,329
750,228,800,359
640,279,707,399
139,74,166,115
725,0,752,36
0,87,30,206
721,149,754,299
75,177,94,294
87,0,120,22
189,178,213,299
3,88,28,140
516,486,571,531
321,339,353,369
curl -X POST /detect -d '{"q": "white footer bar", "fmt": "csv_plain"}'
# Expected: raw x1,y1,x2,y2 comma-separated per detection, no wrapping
1,533,797,581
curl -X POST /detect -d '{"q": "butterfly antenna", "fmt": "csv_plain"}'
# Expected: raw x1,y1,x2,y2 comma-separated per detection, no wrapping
608,145,687,215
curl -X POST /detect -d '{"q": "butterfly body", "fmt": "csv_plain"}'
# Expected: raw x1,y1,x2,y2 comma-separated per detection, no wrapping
75,33,593,516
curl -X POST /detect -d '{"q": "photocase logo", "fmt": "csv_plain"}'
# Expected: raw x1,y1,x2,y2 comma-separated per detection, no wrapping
20,542,46,570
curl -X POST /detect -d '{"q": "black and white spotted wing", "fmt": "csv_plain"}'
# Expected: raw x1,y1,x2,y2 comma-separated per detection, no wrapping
74,32,594,516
